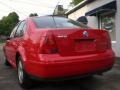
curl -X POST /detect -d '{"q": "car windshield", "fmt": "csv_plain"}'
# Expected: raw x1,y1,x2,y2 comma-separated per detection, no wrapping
32,16,88,29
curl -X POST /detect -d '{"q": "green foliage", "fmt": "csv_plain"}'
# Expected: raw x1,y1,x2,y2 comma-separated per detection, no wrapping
0,12,19,36
29,13,38,17
0,39,5,44
70,0,84,6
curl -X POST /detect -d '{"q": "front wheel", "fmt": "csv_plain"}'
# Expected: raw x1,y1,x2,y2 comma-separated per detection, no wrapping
17,57,32,89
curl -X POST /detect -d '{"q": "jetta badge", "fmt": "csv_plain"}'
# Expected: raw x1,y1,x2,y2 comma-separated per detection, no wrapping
83,31,89,37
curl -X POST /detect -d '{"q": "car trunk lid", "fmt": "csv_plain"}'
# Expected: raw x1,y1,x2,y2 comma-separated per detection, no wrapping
38,28,111,56
49,28,111,56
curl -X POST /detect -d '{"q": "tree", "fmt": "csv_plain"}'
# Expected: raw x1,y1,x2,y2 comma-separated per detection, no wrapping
0,12,19,36
29,13,38,17
70,0,84,6
8,12,19,26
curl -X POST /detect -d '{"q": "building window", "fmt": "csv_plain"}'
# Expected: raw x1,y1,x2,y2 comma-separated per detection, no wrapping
100,12,116,41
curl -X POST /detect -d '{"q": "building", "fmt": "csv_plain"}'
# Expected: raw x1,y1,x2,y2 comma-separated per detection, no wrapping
66,0,120,57
54,5,67,16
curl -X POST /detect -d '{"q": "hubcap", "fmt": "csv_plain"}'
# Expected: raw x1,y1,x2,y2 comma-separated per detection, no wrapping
18,60,23,84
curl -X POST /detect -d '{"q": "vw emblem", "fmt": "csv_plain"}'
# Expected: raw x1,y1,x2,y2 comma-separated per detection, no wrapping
83,31,89,37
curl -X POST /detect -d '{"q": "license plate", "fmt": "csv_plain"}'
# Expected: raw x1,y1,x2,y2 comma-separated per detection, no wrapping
74,39,95,52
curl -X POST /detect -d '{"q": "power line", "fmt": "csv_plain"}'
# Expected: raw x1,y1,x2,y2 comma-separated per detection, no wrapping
0,0,67,18
0,0,55,16
0,1,27,16
11,0,55,9
0,1,20,13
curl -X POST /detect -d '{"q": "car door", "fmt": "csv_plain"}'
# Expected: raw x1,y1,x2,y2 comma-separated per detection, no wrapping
5,21,26,67
5,24,19,66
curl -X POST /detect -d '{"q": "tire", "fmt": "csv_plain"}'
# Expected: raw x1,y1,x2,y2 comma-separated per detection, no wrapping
17,56,32,89
4,59,11,66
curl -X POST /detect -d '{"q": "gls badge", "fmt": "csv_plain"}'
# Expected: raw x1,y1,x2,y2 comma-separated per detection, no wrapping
83,31,89,37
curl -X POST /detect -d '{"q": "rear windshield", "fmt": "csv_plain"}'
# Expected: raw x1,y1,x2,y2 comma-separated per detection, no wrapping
32,16,88,29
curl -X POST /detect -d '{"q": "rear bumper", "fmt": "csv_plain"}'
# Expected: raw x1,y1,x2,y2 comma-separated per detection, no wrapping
24,50,115,79
30,67,112,81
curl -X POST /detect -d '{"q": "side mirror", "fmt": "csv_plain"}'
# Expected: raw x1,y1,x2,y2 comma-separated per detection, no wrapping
77,16,88,25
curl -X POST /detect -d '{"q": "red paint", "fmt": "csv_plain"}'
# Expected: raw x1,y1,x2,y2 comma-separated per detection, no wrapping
3,17,115,79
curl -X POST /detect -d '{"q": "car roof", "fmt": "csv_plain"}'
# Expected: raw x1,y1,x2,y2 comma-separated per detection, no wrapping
30,15,67,19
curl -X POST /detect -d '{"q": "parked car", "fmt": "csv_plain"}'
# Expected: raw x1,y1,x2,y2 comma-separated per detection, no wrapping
3,16,115,89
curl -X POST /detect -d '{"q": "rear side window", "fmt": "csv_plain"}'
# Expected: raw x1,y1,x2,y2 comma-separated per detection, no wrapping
15,21,26,37
10,23,19,38
32,16,88,29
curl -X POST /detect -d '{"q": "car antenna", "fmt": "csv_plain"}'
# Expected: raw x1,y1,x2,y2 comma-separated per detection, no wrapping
52,0,61,28
53,0,61,16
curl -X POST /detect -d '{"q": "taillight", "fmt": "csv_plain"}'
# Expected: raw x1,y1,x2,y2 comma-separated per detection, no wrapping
39,34,58,54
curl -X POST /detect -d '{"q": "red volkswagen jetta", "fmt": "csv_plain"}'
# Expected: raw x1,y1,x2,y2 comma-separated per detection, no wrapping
3,16,115,88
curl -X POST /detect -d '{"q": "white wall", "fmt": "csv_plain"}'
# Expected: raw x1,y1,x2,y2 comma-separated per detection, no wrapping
68,0,115,28
68,6,87,20
86,0,115,12
115,0,120,57
87,16,98,28
68,0,120,57
68,6,98,28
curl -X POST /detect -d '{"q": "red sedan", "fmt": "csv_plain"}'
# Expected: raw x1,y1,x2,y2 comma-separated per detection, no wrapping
3,16,115,89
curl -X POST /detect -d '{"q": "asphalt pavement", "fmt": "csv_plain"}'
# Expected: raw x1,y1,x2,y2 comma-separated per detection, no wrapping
0,44,120,90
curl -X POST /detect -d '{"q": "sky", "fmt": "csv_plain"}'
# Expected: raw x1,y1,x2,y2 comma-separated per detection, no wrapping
0,0,72,20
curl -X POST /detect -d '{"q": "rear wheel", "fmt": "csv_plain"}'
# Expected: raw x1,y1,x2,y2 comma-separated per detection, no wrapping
17,57,32,89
